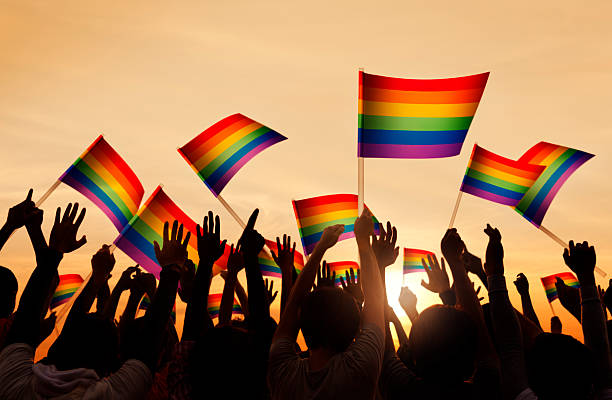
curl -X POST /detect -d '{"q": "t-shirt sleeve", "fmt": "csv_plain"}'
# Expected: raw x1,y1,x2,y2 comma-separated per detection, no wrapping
267,338,300,396
0,343,35,400
342,324,385,381
87,359,153,399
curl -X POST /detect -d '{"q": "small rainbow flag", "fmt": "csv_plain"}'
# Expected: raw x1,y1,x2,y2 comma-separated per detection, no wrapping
258,239,305,278
139,294,177,322
541,272,580,302
327,261,359,286
50,274,84,310
114,186,230,278
515,142,594,227
178,114,287,197
460,144,545,206
59,136,144,232
358,71,489,159
292,194,380,255
403,248,435,275
207,293,242,319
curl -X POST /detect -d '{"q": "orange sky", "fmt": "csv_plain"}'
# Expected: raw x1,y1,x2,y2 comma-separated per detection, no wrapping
2,0,612,348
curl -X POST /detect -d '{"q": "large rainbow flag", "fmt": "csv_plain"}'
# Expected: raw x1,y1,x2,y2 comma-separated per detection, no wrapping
207,293,243,319
358,71,489,159
540,272,580,302
327,261,360,286
59,135,144,232
515,142,594,227
460,144,545,207
114,186,230,278
258,239,305,278
403,248,435,275
292,194,380,255
50,274,84,310
178,114,287,197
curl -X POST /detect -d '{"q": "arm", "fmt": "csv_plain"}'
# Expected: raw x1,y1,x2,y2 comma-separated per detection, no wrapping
556,278,582,322
371,221,399,298
183,212,226,341
563,240,612,389
239,210,269,325
219,244,242,326
0,189,36,252
513,273,542,330
398,287,418,324
101,266,138,321
271,235,297,314
480,225,526,399
273,224,345,342
387,305,409,347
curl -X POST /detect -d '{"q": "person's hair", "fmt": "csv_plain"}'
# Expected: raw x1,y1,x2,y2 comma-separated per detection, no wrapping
408,305,477,385
47,313,119,377
0,266,18,318
526,333,594,400
299,287,360,353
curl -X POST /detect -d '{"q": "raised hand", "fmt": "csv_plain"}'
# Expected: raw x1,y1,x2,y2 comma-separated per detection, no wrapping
265,279,278,306
555,277,581,322
227,244,244,276
5,189,36,230
271,234,296,276
440,228,465,265
420,254,451,294
513,273,530,296
91,245,116,284
483,224,504,276
563,240,596,286
551,316,562,334
49,203,87,254
196,211,226,263
178,259,196,303
117,265,140,291
474,285,485,302
354,209,374,243
371,221,399,268
132,270,157,299
316,261,336,288
398,286,418,321
239,209,266,258
154,220,191,270
603,279,612,315
317,224,344,252
340,267,364,305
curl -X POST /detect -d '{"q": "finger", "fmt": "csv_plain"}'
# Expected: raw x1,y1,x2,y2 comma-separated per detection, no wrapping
230,243,234,255
378,223,386,239
391,226,397,247
171,220,179,242
62,203,72,223
283,234,287,250
26,189,33,203
421,258,431,273
386,221,391,241
441,258,447,275
349,268,355,284
54,207,61,226
69,203,79,222
207,211,214,236
272,291,278,301
269,280,274,292
196,224,202,241
331,271,336,285
245,209,259,231
421,280,432,291
270,250,278,264
177,223,184,243
163,221,169,246
340,276,347,289
203,215,208,234
356,268,360,284
276,236,282,253
182,231,191,250
75,236,87,249
153,241,161,259
74,208,86,229
214,214,220,239
291,242,296,256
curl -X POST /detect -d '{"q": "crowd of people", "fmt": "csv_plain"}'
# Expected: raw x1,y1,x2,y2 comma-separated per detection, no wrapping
0,189,611,399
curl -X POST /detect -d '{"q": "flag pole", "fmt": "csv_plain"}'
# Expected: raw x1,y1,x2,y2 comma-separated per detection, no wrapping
540,225,606,277
36,180,61,208
216,194,246,229
448,191,463,228
548,301,557,317
357,67,365,214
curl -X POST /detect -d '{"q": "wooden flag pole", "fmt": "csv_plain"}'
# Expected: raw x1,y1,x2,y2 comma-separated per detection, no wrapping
216,194,246,229
448,191,463,229
357,67,365,215
35,180,61,208
540,225,607,277
548,301,557,317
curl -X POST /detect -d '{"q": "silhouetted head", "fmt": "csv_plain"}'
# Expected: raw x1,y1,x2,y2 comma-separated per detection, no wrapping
409,305,477,385
526,333,594,400
0,266,17,318
191,326,254,399
299,287,360,353
47,313,119,377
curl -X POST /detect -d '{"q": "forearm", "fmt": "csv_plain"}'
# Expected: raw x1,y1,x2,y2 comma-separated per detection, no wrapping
102,286,126,321
580,283,612,388
219,272,238,325
183,261,213,341
6,248,63,346
399,304,418,324
26,224,47,262
0,223,14,252
358,239,385,331
280,269,293,314
520,294,542,330
245,254,269,323
487,274,528,398
389,308,410,346
234,279,249,319
121,291,142,323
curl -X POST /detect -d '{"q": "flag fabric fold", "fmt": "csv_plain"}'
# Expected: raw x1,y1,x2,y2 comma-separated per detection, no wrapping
50,274,84,310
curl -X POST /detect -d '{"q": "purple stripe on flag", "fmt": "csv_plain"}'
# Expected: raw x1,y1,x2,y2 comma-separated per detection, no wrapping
358,142,463,159
114,235,161,279
461,184,519,206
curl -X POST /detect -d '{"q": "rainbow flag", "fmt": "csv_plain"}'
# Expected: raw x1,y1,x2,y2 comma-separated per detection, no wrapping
114,186,230,278
541,272,580,302
178,114,287,197
292,194,380,255
207,293,242,319
460,144,545,206
358,71,489,158
403,248,435,275
327,261,359,286
515,142,594,227
50,274,84,310
139,295,177,322
258,239,305,278
59,135,144,232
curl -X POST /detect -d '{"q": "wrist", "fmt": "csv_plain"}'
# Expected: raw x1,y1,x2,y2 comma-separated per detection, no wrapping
355,236,370,247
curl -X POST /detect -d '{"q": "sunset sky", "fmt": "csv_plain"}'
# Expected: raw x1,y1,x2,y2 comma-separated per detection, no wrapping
2,0,612,348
